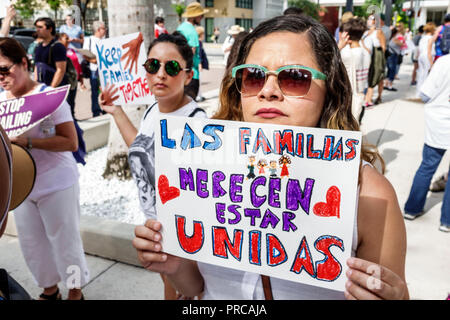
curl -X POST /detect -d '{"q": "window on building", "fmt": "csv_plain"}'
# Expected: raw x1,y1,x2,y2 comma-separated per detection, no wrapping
236,0,253,9
236,18,253,31
205,0,214,8
205,18,215,43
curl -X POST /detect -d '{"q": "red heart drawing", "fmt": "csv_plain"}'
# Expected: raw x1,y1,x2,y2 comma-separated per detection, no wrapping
158,175,180,204
313,186,341,218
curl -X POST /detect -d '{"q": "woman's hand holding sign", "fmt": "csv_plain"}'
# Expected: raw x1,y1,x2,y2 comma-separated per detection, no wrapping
100,84,120,114
121,32,144,75
344,257,407,300
133,219,182,274
133,219,204,297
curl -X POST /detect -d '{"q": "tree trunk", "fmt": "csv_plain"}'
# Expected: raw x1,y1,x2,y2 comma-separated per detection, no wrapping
384,0,392,27
103,0,154,180
344,0,353,12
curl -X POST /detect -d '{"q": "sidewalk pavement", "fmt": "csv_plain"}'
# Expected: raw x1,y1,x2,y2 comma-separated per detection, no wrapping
1,59,449,300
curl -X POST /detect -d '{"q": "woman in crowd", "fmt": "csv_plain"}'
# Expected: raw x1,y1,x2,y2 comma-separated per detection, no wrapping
100,32,206,300
0,37,89,300
415,22,436,98
385,27,405,91
339,17,371,122
133,14,409,300
362,14,386,106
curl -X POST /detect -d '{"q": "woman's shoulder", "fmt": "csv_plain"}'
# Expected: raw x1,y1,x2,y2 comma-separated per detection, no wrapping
357,164,403,244
359,164,398,204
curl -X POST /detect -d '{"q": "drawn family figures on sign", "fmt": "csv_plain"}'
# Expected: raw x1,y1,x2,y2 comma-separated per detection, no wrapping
155,115,362,292
94,32,154,105
246,155,292,179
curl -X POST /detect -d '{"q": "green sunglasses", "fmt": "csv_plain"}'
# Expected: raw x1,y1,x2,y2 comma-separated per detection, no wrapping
143,58,190,77
232,64,327,97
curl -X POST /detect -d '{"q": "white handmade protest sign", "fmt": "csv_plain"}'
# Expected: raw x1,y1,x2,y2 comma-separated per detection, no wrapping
94,32,154,105
155,115,362,292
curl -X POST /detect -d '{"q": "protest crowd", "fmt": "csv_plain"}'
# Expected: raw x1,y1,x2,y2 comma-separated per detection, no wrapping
0,1,449,302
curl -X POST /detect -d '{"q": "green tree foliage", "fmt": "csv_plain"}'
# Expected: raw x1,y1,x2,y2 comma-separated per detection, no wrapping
14,0,74,20
171,2,186,23
13,0,41,19
48,0,73,19
287,0,325,20
354,0,409,25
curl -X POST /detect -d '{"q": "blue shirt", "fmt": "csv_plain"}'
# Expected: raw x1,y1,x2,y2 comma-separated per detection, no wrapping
59,24,84,49
177,21,200,80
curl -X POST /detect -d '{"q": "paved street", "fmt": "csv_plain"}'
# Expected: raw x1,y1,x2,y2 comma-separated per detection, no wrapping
1,48,449,300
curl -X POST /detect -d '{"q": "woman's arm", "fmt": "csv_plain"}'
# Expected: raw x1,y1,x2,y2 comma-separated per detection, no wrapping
427,37,434,66
10,121,78,152
109,107,138,147
0,6,15,37
100,86,137,147
377,30,386,52
346,165,409,300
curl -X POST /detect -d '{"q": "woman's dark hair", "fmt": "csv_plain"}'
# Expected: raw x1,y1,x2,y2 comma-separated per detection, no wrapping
34,17,56,36
155,16,165,24
0,37,31,71
213,14,385,172
390,27,398,40
342,17,367,41
147,32,193,71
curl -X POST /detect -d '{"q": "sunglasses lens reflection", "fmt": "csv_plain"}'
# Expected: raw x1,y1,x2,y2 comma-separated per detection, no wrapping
278,68,311,97
237,67,312,97
144,59,183,77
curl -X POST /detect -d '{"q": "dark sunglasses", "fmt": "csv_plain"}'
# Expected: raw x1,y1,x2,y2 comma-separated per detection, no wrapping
232,64,327,97
143,58,190,77
0,63,15,76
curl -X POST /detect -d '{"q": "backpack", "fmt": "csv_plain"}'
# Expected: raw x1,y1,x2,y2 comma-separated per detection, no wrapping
440,25,450,55
48,42,78,91
36,40,77,90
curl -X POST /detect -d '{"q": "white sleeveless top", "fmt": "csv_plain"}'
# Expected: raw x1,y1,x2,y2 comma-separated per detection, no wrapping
197,161,371,300
363,29,381,53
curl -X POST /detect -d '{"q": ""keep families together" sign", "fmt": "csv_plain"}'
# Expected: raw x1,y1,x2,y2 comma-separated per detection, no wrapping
155,116,362,292
94,32,154,105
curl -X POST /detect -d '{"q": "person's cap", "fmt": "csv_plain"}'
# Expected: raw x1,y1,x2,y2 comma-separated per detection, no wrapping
182,2,209,18
0,124,36,225
227,25,245,35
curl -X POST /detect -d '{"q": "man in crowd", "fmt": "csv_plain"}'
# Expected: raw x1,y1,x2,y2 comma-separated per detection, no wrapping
176,1,208,100
34,18,68,89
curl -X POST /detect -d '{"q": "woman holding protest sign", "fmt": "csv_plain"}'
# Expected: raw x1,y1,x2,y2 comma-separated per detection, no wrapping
133,14,409,300
100,32,206,299
0,37,89,300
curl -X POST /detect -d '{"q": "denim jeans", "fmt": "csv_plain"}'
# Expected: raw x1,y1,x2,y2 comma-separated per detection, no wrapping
386,53,398,82
404,144,450,225
90,70,102,117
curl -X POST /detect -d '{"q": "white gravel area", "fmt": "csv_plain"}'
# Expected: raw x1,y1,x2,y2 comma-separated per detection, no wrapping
78,146,145,226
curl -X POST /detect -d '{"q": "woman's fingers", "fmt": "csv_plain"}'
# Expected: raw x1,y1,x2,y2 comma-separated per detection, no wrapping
134,224,161,242
346,257,406,300
345,279,382,300
132,236,161,252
